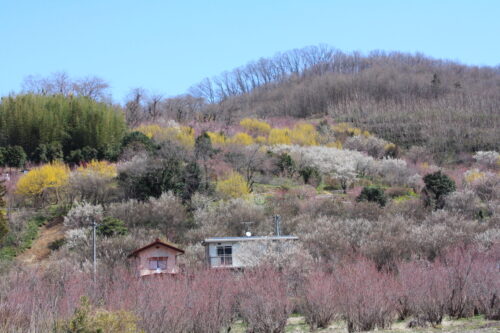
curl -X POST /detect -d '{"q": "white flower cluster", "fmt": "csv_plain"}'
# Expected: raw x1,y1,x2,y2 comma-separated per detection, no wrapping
270,145,421,188
64,201,103,229
473,151,499,169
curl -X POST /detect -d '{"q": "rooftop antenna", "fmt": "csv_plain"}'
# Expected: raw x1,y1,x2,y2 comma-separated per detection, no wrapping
274,215,281,236
241,221,254,237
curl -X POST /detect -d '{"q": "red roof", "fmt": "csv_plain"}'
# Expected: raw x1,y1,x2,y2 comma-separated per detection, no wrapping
128,238,185,258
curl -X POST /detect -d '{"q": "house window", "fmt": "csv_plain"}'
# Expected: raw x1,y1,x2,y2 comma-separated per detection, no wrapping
216,245,232,266
149,257,168,270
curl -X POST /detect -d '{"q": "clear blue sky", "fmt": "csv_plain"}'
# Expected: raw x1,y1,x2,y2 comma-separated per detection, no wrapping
1,0,499,102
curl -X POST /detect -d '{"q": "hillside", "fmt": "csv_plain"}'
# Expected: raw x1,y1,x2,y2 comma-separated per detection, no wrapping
0,46,499,332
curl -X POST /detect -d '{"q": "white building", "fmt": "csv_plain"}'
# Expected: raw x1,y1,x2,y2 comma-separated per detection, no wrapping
202,235,299,269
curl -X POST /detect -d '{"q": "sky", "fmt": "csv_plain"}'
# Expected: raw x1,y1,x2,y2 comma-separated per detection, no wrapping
1,0,499,102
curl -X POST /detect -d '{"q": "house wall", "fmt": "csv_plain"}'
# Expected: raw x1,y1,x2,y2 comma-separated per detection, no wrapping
135,245,180,276
207,242,243,268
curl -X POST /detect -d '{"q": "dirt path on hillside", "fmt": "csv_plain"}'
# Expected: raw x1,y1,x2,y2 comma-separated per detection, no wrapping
16,219,65,264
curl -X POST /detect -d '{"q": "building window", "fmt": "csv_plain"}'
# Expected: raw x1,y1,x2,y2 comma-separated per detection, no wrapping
149,257,168,270
216,245,232,266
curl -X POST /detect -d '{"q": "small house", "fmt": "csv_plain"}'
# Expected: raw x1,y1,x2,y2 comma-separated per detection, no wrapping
202,235,299,269
128,239,184,276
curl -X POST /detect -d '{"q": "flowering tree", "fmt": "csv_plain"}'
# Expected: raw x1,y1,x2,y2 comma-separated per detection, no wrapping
215,172,250,199
16,161,69,205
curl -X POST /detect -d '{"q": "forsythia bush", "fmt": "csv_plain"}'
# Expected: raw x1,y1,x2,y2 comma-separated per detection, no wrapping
267,128,292,145
229,132,254,145
206,131,227,146
290,123,318,146
16,162,70,199
331,122,369,137
134,124,164,139
164,126,195,147
135,124,195,147
216,172,250,199
240,118,272,135
77,160,117,178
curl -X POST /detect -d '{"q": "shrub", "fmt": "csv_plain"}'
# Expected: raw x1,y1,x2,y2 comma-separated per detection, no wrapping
344,135,388,158
422,171,456,209
356,186,387,207
97,217,128,237
469,246,500,320
215,172,250,199
107,192,187,241
290,123,318,146
275,153,296,177
298,166,321,186
16,162,70,205
238,268,291,333
299,271,339,330
398,260,449,327
64,202,103,229
229,132,254,145
337,259,398,332
48,238,66,251
473,151,499,169
240,118,272,135
267,128,292,145
120,131,157,154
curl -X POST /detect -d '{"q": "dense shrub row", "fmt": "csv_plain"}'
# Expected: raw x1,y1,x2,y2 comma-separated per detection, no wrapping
0,246,497,333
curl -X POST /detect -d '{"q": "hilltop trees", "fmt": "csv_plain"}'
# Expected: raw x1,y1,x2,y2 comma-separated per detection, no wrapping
0,94,126,161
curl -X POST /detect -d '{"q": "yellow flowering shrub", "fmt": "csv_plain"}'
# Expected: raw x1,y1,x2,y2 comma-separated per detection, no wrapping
206,131,227,146
16,162,69,198
135,124,195,147
134,124,164,139
267,128,292,145
229,132,254,145
331,122,366,137
240,118,272,135
290,123,318,146
216,172,250,199
77,160,117,178
256,136,267,144
162,126,195,148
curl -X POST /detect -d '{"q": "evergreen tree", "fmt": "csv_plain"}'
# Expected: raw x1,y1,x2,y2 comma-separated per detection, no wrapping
4,146,27,168
195,132,216,191
357,186,387,207
423,171,456,209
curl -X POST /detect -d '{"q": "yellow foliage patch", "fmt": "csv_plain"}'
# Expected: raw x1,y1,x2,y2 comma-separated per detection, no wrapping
229,132,254,145
16,162,69,197
77,160,117,178
206,131,227,146
216,172,250,199
134,124,195,147
290,123,318,146
267,128,292,145
134,124,164,139
240,118,272,135
256,136,267,144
